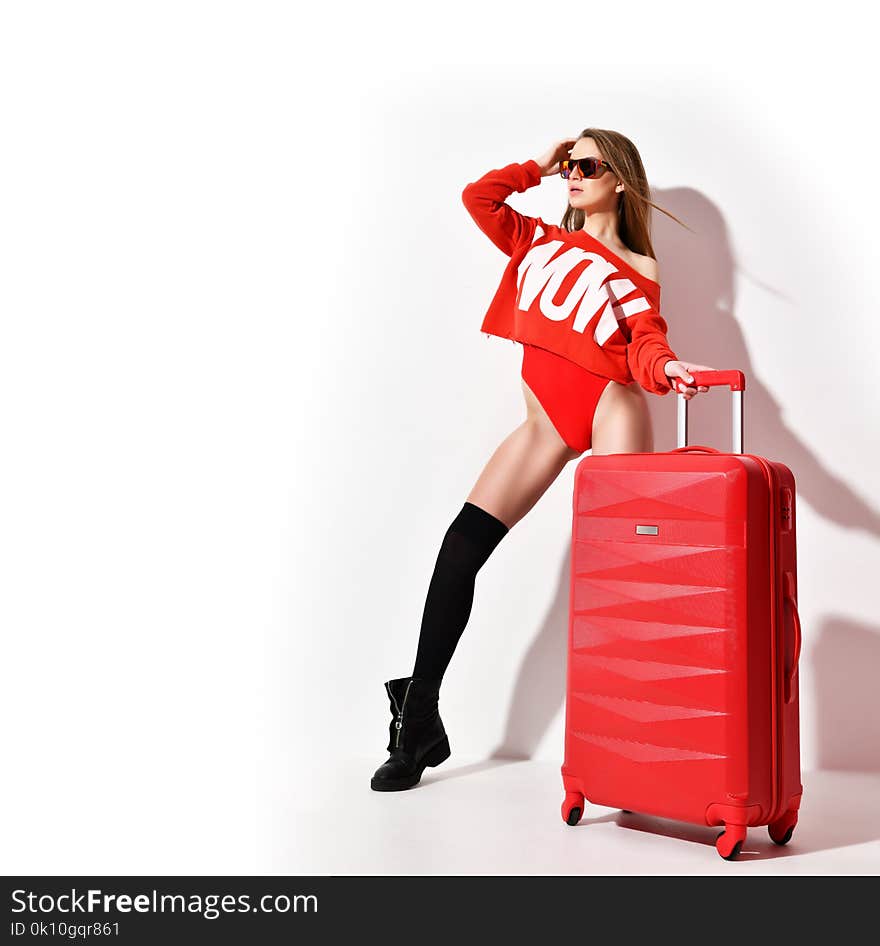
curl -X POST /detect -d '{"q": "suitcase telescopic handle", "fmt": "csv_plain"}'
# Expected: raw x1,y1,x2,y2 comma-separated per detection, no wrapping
783,570,802,704
676,370,746,454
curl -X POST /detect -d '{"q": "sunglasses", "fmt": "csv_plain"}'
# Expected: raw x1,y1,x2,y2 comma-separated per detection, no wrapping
560,157,613,180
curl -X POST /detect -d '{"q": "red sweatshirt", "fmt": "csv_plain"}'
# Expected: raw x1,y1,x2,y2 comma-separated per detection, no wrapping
461,159,679,395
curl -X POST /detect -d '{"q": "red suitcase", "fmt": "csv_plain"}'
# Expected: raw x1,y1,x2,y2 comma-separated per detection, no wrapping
560,370,802,860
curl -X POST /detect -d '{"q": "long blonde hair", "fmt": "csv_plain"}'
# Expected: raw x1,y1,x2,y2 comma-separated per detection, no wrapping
560,127,692,258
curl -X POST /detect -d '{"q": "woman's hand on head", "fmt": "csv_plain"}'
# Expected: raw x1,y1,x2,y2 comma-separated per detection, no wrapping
535,138,579,177
663,360,716,400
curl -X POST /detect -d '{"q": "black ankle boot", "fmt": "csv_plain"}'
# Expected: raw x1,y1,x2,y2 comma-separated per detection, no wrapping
370,676,451,791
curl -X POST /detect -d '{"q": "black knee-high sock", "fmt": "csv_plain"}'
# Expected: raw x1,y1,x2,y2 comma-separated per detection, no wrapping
411,501,510,682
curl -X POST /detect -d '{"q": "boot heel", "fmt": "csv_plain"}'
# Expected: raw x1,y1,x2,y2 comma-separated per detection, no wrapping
423,736,451,768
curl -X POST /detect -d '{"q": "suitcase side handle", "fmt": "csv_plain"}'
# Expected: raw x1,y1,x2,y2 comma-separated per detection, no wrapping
783,570,802,704
676,370,746,454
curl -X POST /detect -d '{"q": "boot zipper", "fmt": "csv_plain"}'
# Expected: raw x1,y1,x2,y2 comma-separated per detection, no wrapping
386,679,413,749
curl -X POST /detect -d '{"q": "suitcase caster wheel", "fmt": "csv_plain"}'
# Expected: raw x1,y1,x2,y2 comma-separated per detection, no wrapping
771,826,793,846
715,827,746,860
768,811,797,845
561,792,584,826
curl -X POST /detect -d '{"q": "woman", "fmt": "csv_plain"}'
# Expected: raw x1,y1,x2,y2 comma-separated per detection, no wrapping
371,128,715,792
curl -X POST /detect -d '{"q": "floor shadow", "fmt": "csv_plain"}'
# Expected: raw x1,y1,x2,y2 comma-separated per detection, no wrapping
490,186,880,775
425,757,523,785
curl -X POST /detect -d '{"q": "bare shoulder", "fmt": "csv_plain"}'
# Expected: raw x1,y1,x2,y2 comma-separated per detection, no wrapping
627,252,659,284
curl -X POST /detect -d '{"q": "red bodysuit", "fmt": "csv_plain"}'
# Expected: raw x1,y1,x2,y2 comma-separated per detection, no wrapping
462,159,679,452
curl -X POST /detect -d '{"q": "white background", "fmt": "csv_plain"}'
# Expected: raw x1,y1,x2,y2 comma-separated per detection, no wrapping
1,1,878,873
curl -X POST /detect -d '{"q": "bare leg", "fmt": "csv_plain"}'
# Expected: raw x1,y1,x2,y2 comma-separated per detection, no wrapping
466,378,584,529
590,378,654,455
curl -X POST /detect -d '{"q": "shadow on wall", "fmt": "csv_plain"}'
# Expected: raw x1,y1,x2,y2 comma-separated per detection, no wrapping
813,617,880,771
490,186,880,767
489,548,570,761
